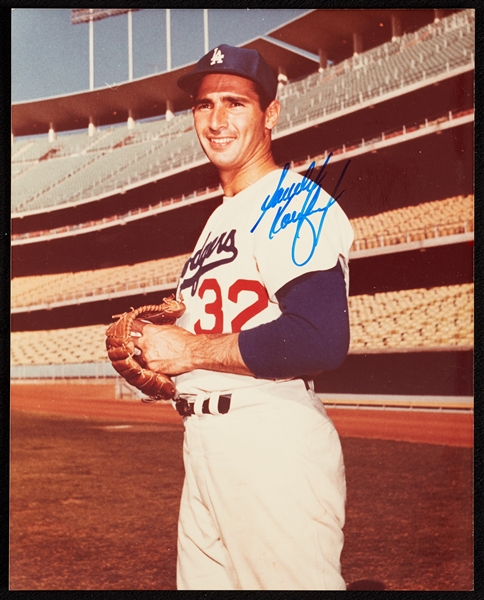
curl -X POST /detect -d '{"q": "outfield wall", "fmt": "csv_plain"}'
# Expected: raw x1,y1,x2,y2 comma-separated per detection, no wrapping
11,347,473,398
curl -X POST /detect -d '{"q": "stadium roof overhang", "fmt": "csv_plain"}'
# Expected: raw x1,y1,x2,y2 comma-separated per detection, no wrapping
11,34,321,138
11,8,455,138
266,8,448,60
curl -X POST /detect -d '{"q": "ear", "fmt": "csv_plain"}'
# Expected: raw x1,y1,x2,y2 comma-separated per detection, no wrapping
265,100,281,131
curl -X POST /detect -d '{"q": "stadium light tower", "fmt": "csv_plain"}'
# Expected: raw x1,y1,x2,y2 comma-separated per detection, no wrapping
204,9,209,54
71,9,140,89
128,9,133,81
166,9,171,71
89,9,94,90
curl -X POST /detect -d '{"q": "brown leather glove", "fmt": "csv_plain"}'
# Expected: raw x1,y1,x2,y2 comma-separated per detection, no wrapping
105,295,186,401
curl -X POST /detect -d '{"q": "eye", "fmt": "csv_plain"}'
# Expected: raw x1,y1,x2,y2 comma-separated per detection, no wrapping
194,101,211,111
225,97,246,108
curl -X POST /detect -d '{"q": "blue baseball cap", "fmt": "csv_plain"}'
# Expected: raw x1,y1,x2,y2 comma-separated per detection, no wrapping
177,44,278,101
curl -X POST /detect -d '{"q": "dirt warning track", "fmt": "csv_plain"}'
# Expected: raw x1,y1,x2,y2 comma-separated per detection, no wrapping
11,382,473,447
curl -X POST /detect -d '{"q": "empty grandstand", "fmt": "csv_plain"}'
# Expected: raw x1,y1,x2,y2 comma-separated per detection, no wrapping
11,9,474,404
12,10,473,216
11,195,474,311
11,282,473,376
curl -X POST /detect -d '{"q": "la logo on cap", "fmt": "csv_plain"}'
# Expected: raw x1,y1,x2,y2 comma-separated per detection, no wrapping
210,47,224,65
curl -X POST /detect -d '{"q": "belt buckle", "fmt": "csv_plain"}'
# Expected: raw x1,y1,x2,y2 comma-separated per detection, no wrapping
217,394,231,414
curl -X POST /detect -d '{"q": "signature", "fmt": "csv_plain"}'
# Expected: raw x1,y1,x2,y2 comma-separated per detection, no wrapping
250,153,351,266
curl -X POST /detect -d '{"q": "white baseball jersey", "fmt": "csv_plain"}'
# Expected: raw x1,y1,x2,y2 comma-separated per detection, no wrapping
175,166,354,395
174,166,352,590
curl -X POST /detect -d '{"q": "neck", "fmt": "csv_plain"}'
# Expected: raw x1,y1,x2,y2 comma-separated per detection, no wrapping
219,153,278,197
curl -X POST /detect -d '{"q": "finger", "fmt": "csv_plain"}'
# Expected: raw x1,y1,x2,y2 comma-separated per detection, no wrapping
131,318,149,335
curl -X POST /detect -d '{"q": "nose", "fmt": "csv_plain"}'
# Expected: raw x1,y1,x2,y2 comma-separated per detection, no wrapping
208,103,228,132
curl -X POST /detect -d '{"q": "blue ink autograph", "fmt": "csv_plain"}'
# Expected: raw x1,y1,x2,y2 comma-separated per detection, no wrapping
250,153,351,266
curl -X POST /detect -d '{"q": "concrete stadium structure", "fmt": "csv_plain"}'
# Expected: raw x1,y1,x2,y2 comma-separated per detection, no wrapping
11,9,474,409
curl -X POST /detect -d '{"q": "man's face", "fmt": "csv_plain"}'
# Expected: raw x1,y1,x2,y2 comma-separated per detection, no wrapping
192,73,277,173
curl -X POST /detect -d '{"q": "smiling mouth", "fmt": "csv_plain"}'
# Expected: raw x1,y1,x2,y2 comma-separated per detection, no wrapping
208,137,236,145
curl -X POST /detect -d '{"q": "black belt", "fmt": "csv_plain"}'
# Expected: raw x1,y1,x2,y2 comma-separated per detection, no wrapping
175,394,232,417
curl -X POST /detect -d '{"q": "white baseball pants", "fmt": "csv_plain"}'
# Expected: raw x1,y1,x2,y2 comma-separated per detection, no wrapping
176,381,346,590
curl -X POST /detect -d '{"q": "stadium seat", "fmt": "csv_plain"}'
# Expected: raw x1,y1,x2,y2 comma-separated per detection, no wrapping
11,193,474,309
11,283,474,368
12,10,474,214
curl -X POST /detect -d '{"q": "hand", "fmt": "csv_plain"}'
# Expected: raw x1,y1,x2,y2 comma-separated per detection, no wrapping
136,324,196,375
136,324,253,378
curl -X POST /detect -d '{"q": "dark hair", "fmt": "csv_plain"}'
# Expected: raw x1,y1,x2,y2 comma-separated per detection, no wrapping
252,80,274,112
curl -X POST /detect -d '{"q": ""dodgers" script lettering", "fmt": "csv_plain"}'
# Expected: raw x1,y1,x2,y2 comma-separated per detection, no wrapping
179,229,238,296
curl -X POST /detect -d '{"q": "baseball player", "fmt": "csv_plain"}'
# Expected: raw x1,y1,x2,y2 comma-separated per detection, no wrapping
137,44,354,590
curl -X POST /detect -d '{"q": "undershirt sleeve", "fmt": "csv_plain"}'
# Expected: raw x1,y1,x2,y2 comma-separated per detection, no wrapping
238,262,350,379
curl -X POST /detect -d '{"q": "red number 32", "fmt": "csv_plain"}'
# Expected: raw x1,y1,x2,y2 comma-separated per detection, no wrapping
194,278,269,334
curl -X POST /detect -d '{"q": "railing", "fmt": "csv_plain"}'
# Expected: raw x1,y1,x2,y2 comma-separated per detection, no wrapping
352,220,473,252
11,208,473,309
12,107,474,242
11,282,474,370
276,52,473,134
12,184,223,240
360,217,474,247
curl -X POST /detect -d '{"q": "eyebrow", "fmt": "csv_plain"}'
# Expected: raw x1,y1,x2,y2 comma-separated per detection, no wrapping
194,94,250,106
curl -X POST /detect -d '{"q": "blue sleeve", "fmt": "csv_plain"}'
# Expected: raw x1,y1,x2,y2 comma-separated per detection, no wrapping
238,262,350,379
